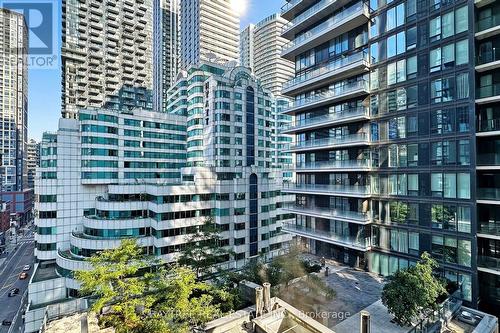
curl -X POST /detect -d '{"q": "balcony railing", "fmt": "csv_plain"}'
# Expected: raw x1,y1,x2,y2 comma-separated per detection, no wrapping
282,203,371,222
477,48,500,65
282,2,366,54
477,14,500,32
478,223,500,236
281,107,368,132
282,223,370,249
477,188,500,200
477,153,500,165
282,0,338,34
478,255,500,271
283,183,371,195
287,80,369,111
476,83,500,99
283,52,370,91
290,133,369,150
477,118,500,132
281,0,302,15
296,159,372,170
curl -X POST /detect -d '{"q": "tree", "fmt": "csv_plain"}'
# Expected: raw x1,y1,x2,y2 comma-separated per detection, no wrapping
381,252,447,326
177,217,234,279
76,239,234,333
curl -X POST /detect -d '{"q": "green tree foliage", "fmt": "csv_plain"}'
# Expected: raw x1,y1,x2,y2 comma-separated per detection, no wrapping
177,217,234,279
76,239,233,333
381,252,447,326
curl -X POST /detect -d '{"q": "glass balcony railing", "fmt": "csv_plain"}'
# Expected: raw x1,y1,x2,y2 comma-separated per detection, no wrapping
282,183,371,195
296,159,372,170
283,52,370,91
287,81,369,110
281,107,368,131
476,14,500,33
477,118,500,132
477,188,500,200
290,133,369,150
282,0,339,34
282,223,370,249
478,223,500,236
476,83,500,99
58,249,86,261
478,255,500,271
282,203,371,222
282,2,366,54
477,48,500,65
477,153,500,165
281,0,302,15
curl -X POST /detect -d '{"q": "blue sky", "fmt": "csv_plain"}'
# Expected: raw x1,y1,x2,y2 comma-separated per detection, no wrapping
28,0,282,140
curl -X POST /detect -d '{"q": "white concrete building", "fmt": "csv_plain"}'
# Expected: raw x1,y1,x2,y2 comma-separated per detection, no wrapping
61,0,154,119
27,63,294,332
180,0,240,68
27,139,40,189
0,8,28,192
240,24,255,70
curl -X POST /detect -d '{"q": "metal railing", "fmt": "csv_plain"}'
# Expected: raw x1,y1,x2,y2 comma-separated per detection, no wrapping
281,0,302,15
477,188,500,200
478,255,500,270
283,52,370,91
282,2,366,54
477,48,500,65
477,118,500,132
290,133,369,150
282,0,339,33
478,223,500,236
476,83,500,99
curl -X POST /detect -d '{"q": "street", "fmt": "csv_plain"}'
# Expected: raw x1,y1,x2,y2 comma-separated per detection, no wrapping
0,231,35,333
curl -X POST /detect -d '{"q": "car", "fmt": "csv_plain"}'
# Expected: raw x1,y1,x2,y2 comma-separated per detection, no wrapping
22,264,30,271
7,291,17,297
10,288,19,294
458,310,479,325
1,320,12,326
19,272,28,280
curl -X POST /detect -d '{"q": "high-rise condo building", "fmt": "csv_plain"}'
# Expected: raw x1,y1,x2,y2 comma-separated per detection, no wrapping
153,0,180,112
179,0,240,68
61,0,153,119
26,62,293,332
240,24,255,70
254,14,295,97
27,139,40,189
0,8,28,192
279,0,493,311
240,14,295,97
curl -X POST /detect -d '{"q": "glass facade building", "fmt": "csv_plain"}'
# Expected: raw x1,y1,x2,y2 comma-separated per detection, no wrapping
279,0,500,310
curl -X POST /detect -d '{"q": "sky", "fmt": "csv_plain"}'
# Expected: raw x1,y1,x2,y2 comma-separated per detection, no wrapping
28,0,282,141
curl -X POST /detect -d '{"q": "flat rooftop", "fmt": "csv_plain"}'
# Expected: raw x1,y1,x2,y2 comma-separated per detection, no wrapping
278,260,384,329
32,262,59,283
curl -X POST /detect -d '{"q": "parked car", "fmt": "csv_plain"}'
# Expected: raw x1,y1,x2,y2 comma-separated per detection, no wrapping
19,272,28,280
2,320,12,326
22,264,30,271
458,311,479,325
10,288,19,294
7,291,16,297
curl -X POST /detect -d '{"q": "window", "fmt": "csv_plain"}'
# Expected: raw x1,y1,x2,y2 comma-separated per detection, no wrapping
407,27,417,49
457,173,470,199
456,40,469,65
455,6,468,34
430,16,441,41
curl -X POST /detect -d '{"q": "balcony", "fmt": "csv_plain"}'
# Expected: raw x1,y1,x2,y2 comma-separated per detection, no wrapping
281,107,369,134
478,255,500,275
281,204,371,224
477,153,500,169
478,223,500,238
282,0,346,39
281,0,317,21
282,183,371,197
282,52,371,95
476,48,500,72
477,118,500,137
281,3,369,60
288,133,370,152
476,83,500,104
282,223,371,251
295,159,372,172
475,0,496,8
477,188,500,203
283,81,369,115
476,14,500,40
